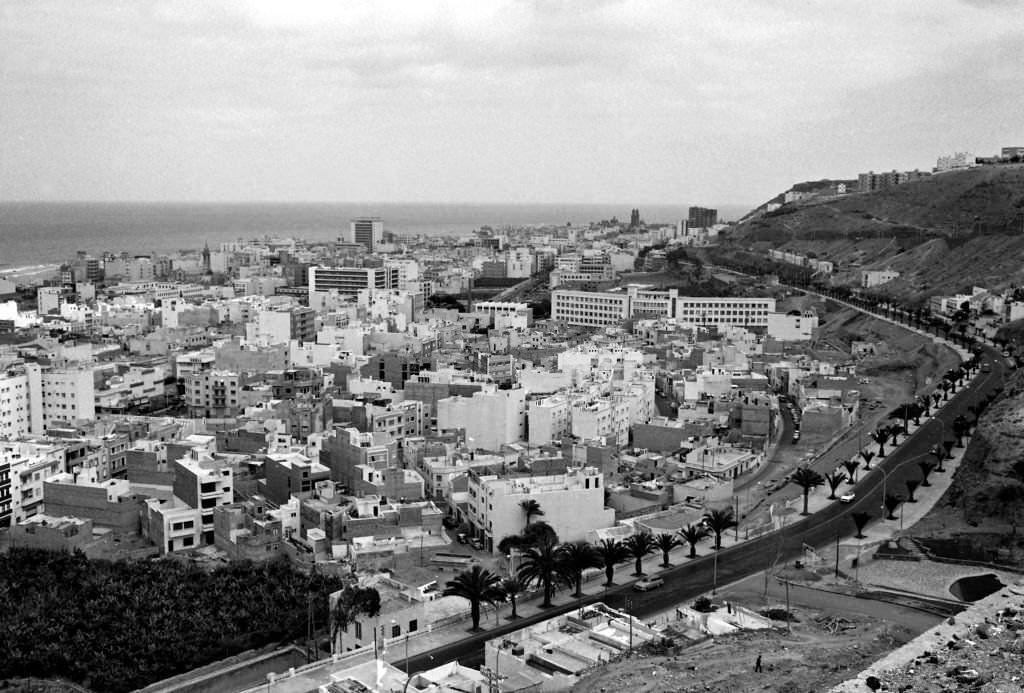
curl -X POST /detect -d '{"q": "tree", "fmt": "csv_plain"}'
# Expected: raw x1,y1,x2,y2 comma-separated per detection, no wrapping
557,541,602,598
842,459,860,484
517,537,568,608
792,467,826,515
623,533,658,576
443,566,504,631
331,585,382,654
905,479,921,502
594,538,629,586
931,392,943,409
859,450,875,470
654,532,682,567
871,428,890,457
499,576,526,620
678,524,709,559
824,471,847,500
703,507,738,550
952,414,969,447
852,511,871,539
940,440,956,469
883,493,903,521
917,459,937,487
520,499,544,529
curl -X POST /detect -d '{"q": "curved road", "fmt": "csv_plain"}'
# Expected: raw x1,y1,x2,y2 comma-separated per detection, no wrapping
397,299,1006,672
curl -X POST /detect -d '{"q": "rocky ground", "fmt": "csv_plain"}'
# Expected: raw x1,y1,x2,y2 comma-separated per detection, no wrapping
572,608,919,693
830,584,1024,692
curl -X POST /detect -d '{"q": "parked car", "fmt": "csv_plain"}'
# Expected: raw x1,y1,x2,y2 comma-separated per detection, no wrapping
839,492,856,503
633,576,665,592
470,538,485,550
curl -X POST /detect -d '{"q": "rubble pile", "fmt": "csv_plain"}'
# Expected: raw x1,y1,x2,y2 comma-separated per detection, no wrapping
832,586,1024,692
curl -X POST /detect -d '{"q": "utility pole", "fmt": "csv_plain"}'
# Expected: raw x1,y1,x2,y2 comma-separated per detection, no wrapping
834,533,840,578
785,579,791,633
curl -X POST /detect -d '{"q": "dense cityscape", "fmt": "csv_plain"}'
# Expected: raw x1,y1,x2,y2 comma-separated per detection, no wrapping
4,3,1024,692
3,158,1024,690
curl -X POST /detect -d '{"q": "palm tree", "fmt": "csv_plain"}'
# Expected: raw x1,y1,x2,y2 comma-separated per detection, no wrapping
842,459,860,484
703,507,737,550
905,479,921,502
557,541,602,598
654,532,682,567
859,450,875,471
330,585,381,655
792,467,826,515
499,575,526,620
520,499,544,530
917,459,937,486
883,493,903,521
677,524,709,559
517,537,568,608
852,511,871,539
443,565,504,631
824,471,847,500
594,538,629,586
871,428,890,457
623,533,658,576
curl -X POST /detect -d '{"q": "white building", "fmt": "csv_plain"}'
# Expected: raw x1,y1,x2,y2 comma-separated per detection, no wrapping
861,270,900,288
552,287,775,329
343,217,384,252
40,366,96,429
1,439,64,525
473,301,532,329
467,466,614,552
527,395,571,447
436,385,526,451
0,362,41,438
766,311,819,341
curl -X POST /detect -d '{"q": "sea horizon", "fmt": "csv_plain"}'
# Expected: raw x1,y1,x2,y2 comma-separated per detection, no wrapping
0,200,753,271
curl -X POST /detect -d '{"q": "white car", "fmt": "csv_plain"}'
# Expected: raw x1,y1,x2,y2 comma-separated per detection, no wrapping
839,492,856,503
633,576,665,592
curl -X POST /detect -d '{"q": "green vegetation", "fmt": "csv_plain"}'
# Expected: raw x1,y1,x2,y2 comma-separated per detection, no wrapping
0,549,344,693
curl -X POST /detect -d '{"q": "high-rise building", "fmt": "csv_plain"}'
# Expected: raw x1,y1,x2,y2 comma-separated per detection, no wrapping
344,217,384,251
687,206,718,229
629,208,641,228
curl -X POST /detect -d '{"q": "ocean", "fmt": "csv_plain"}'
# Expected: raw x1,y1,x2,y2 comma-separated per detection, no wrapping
0,201,752,273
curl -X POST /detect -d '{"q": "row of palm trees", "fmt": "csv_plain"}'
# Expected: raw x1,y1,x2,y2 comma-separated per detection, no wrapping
785,364,984,519
442,508,739,630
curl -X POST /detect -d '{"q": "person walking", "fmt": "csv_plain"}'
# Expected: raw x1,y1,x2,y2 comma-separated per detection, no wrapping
754,653,763,673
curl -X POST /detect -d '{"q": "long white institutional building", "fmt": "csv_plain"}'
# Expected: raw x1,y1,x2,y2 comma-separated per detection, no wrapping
552,286,776,328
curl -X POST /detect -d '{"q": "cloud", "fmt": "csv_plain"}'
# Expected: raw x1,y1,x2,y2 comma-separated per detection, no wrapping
1,0,1022,202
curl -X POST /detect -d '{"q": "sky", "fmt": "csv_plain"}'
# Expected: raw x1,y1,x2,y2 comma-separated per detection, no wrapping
1,0,1022,206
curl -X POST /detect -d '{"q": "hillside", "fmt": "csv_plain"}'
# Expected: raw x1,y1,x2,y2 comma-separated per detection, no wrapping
718,164,1024,301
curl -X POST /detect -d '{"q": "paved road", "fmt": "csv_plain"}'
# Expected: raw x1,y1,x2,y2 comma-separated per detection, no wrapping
396,305,1006,673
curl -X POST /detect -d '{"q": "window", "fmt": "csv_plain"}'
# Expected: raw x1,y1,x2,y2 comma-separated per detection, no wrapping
391,624,401,637
408,619,418,632
355,622,362,639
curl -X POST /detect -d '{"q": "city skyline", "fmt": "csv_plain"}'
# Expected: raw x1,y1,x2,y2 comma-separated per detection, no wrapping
1,0,1021,205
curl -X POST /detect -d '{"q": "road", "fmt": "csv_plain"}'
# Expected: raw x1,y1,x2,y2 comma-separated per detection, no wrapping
396,302,1006,673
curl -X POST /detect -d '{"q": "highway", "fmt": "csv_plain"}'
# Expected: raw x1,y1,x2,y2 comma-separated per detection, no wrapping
396,304,1006,673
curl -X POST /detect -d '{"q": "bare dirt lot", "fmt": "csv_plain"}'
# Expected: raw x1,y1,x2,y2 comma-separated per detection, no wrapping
573,610,918,693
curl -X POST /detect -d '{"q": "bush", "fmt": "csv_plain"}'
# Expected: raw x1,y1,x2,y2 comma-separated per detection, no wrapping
760,607,799,622
692,596,714,612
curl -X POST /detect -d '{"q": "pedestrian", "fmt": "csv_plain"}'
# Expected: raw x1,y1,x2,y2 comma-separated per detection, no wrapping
754,654,763,673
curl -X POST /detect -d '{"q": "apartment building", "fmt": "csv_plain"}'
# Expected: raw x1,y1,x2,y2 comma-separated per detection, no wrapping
0,362,41,438
436,385,526,451
527,395,571,446
1,440,65,525
308,266,399,299
343,217,384,252
172,453,234,545
466,466,613,552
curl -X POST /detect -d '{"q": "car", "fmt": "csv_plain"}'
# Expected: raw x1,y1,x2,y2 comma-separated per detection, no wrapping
839,492,856,503
470,538,485,550
633,576,664,592
982,363,992,373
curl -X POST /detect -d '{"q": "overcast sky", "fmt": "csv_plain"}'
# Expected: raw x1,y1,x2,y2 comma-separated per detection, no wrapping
1,0,1021,205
